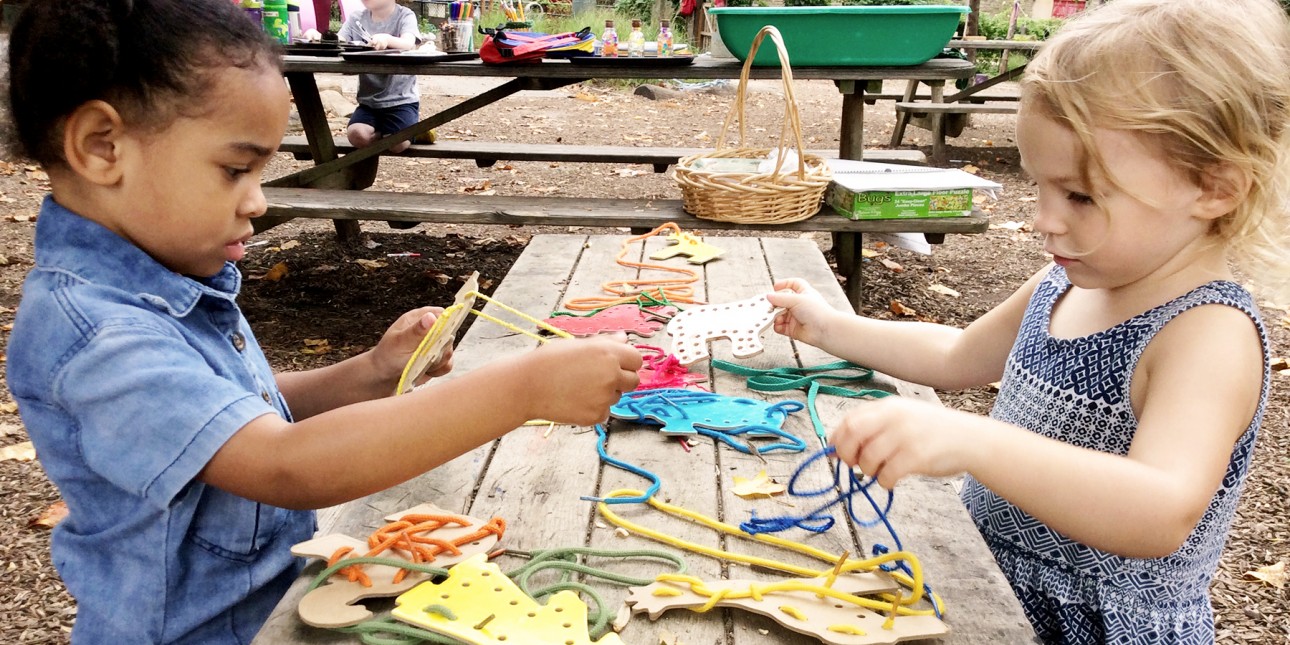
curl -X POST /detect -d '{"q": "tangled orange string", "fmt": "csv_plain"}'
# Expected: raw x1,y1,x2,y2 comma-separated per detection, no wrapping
562,222,707,311
326,514,507,587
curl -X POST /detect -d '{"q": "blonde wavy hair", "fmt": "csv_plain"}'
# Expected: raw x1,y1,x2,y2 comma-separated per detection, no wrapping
1021,0,1290,304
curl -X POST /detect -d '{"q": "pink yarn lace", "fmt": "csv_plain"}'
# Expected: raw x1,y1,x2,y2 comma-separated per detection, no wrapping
635,345,708,391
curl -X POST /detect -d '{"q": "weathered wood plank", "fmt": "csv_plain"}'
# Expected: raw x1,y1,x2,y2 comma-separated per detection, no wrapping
700,236,865,645
896,102,1020,115
948,39,1044,51
283,56,975,83
463,233,608,556
583,234,731,644
760,237,1039,644
276,136,928,168
262,188,991,236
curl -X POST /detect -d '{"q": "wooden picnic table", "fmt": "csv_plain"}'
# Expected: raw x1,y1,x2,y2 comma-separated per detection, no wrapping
891,40,1043,163
252,233,1037,644
269,55,986,310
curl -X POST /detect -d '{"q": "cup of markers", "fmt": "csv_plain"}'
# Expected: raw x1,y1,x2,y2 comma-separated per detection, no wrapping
445,1,475,52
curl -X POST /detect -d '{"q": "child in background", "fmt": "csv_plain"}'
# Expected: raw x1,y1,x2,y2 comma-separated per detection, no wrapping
768,0,1288,641
338,0,421,154
4,2,640,643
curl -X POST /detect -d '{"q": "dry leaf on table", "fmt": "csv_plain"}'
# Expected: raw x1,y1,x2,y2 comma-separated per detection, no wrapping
731,470,787,499
879,258,903,272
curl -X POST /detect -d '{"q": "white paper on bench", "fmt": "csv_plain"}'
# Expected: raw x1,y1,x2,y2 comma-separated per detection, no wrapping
826,159,1003,193
826,160,1004,256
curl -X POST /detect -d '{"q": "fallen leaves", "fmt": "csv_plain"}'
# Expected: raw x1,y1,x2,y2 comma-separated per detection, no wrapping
879,258,903,272
29,501,68,530
0,441,36,462
991,220,1030,231
1243,561,1286,589
731,470,786,499
279,239,301,251
354,258,387,271
889,300,917,317
262,262,289,282
928,284,960,298
300,338,331,355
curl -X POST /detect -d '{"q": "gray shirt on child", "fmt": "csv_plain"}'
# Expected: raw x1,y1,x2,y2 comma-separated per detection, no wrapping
338,6,420,108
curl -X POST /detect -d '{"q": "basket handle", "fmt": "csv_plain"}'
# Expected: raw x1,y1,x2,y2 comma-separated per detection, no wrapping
716,25,809,180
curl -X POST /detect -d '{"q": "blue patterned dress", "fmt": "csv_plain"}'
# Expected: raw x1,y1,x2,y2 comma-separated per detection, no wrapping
961,266,1270,644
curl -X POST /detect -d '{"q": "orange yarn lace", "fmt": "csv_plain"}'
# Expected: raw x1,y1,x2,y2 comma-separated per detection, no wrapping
562,222,707,311
326,514,506,587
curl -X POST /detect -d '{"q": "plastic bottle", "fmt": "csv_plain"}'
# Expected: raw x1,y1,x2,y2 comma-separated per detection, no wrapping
627,19,645,57
600,20,618,58
262,0,290,45
241,0,263,27
657,19,672,57
286,0,302,42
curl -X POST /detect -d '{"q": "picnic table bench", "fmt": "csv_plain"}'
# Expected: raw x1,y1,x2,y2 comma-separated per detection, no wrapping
269,55,987,309
890,40,1042,163
251,232,1038,645
276,136,930,173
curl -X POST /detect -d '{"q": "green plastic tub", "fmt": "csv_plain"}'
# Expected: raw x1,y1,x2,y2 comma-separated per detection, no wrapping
708,6,969,67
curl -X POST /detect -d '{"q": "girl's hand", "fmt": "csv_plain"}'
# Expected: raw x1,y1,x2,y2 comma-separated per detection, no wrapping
765,278,835,347
370,306,452,384
519,334,642,426
829,397,980,489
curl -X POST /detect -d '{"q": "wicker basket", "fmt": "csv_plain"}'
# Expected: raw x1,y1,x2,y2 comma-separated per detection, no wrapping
674,26,832,224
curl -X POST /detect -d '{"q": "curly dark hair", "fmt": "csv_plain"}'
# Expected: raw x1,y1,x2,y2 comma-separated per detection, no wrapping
5,0,283,165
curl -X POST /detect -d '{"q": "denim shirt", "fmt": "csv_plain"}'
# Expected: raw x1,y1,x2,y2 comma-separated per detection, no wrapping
6,198,315,644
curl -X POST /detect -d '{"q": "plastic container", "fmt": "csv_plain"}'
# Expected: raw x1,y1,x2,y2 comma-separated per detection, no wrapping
262,0,290,44
287,1,302,41
443,19,475,52
1051,0,1086,18
707,5,969,67
241,0,264,26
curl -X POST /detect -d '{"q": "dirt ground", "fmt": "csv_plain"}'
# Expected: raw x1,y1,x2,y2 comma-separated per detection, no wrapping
0,69,1286,643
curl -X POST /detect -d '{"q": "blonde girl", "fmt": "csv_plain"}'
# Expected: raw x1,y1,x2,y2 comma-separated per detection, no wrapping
768,0,1288,641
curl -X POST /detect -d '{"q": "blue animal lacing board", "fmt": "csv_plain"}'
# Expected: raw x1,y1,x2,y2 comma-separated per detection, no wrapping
610,388,804,441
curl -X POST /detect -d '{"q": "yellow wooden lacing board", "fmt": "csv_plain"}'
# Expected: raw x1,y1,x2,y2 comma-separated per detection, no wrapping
395,291,575,395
